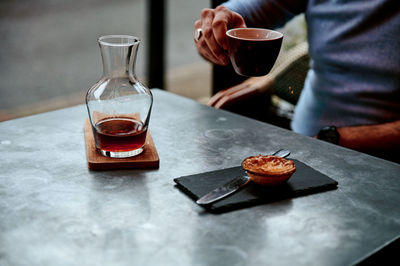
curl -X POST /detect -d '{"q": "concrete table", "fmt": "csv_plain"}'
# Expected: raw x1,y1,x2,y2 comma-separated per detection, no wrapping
0,89,399,266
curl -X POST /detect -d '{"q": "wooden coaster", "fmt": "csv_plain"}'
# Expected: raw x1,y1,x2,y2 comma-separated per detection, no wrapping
84,119,159,170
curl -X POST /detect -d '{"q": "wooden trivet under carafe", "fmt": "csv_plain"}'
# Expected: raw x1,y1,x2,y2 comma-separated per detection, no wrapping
84,119,159,170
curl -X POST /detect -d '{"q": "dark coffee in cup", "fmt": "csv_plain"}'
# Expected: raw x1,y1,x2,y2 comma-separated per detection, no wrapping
226,28,283,77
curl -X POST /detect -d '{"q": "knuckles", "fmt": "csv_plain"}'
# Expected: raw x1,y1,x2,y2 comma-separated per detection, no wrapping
200,8,213,18
212,19,226,29
215,5,228,12
194,20,201,28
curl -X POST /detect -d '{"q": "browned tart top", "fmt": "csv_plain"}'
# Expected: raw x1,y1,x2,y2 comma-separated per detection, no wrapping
242,155,296,176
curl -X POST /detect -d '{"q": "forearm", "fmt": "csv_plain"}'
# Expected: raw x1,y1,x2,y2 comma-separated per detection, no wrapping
223,0,307,28
338,120,400,155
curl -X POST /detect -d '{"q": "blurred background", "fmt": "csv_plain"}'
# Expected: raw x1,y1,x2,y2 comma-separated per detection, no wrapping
0,0,305,121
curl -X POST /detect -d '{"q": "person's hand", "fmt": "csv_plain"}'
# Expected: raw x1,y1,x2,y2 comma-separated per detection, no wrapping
194,5,246,66
207,76,274,109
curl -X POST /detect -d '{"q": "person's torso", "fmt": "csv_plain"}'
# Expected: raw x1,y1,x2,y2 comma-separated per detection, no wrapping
292,0,400,135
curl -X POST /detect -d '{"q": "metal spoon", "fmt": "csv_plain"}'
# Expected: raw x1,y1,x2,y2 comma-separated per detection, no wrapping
271,149,291,158
196,149,291,205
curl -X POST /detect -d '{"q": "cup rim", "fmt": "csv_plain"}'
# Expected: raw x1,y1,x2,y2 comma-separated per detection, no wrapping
226,28,283,41
98,35,140,46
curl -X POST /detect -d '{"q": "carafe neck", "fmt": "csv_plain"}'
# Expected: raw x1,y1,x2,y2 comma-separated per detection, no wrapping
98,35,139,80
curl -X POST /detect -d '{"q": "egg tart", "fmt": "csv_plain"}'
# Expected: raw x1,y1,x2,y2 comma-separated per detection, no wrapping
242,155,296,185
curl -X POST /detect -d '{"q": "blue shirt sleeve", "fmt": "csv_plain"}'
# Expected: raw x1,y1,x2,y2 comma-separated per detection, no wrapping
223,0,307,28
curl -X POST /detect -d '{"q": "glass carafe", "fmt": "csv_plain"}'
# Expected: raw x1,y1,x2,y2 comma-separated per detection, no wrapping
86,35,153,158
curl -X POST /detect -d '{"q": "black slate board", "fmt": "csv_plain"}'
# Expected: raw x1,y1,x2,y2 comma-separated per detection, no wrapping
174,159,338,213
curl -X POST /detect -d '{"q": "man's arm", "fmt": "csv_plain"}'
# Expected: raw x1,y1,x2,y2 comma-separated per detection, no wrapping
338,120,400,162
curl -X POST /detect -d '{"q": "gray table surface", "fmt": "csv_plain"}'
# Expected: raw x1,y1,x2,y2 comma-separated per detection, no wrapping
1,89,399,266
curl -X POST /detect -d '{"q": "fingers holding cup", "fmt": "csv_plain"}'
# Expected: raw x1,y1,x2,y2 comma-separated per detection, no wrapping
194,8,232,65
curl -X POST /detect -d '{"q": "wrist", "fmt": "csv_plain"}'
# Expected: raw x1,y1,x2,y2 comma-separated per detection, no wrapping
317,126,340,145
